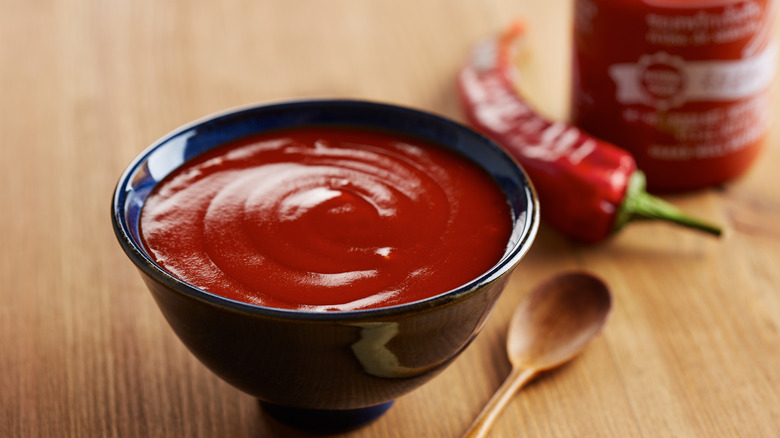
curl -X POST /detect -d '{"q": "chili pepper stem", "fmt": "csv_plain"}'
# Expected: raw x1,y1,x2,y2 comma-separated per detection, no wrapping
615,171,722,237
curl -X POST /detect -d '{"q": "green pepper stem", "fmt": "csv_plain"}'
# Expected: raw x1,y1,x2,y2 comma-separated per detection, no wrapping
615,171,722,237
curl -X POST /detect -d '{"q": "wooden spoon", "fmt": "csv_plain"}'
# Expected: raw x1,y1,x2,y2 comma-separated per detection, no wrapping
463,272,613,438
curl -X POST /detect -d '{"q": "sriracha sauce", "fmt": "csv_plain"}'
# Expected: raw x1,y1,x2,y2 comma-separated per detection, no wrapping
139,127,512,311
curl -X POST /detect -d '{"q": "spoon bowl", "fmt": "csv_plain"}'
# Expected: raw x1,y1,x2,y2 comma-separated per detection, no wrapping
464,271,612,438
509,272,612,371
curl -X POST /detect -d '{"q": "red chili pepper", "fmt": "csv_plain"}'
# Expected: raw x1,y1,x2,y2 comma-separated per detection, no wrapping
457,22,722,243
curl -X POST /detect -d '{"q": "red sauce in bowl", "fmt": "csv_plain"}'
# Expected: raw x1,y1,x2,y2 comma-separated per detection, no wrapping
139,127,512,311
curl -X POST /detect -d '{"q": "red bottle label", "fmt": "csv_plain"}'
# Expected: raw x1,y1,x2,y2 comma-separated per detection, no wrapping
572,0,776,191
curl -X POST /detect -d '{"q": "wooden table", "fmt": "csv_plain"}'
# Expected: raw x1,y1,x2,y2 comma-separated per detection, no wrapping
3,1,779,436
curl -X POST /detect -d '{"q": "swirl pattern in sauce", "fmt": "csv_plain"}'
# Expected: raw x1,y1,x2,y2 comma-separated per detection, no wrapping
140,127,511,311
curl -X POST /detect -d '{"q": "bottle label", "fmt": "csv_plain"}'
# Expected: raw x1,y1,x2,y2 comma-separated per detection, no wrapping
609,44,776,110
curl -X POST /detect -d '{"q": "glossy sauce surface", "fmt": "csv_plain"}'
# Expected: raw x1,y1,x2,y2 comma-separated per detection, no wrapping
140,127,512,311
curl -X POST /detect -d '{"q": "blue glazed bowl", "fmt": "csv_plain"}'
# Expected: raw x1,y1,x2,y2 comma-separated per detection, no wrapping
111,100,539,431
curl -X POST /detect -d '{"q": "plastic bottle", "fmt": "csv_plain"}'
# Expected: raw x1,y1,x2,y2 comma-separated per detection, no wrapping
571,0,777,191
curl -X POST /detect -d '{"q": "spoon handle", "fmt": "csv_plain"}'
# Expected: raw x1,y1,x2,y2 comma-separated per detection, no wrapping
462,366,537,438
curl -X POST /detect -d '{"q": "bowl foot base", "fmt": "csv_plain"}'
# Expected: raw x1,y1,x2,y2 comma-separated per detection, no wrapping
259,400,395,432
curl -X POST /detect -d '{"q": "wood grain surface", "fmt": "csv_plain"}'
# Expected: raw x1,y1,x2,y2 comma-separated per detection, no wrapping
2,0,779,437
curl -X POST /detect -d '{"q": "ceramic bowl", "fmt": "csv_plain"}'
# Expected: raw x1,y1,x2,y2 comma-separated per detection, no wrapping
111,100,539,431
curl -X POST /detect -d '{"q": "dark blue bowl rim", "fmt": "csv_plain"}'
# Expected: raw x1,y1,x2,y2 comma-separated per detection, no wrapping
111,99,539,321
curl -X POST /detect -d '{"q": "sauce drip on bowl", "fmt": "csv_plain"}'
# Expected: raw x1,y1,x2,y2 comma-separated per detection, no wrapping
140,127,512,311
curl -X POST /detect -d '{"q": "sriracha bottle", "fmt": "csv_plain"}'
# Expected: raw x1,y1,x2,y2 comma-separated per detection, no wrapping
571,0,777,191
